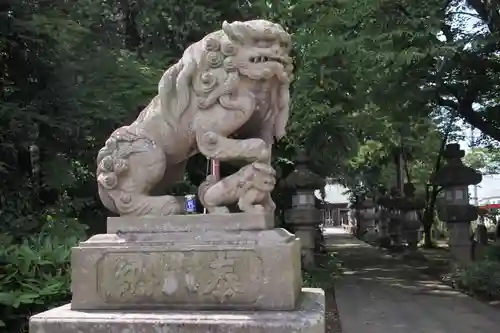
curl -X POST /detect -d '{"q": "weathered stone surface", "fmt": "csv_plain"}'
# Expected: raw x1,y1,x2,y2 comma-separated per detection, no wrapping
285,208,322,225
295,228,316,249
71,228,302,311
96,20,294,217
30,289,325,333
199,162,277,214
107,212,274,233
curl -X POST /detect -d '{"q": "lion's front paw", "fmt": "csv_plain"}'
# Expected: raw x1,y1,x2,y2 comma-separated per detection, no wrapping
255,204,266,212
263,201,276,212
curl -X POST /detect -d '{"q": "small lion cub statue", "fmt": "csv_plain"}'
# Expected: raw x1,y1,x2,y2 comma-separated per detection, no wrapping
198,162,276,213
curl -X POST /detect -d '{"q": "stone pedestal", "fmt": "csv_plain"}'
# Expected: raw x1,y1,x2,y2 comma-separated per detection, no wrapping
280,149,325,269
346,209,356,234
359,199,376,238
448,221,473,264
285,202,323,269
399,183,425,251
294,226,316,266
402,211,421,250
388,210,403,247
30,213,325,333
30,288,325,333
377,209,391,246
376,190,392,247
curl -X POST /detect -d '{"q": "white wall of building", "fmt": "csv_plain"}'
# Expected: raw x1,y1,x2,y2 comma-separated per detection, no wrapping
471,174,500,204
314,183,350,204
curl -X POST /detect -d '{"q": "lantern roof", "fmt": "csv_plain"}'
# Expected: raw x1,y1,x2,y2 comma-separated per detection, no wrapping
434,143,482,187
282,149,325,190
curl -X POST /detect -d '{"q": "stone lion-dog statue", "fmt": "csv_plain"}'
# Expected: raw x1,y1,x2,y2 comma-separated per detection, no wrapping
96,20,293,215
198,162,277,214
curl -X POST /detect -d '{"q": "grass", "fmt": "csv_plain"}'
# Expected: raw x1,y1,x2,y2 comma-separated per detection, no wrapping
302,252,344,333
302,252,343,290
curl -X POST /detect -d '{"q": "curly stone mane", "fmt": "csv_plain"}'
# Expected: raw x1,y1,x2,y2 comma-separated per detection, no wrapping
157,20,293,139
96,20,293,217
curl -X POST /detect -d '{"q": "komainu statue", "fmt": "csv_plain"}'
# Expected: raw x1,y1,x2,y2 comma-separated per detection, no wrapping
96,20,293,216
198,162,277,214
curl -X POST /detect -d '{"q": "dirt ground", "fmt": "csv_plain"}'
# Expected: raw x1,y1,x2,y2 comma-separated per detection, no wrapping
325,288,342,332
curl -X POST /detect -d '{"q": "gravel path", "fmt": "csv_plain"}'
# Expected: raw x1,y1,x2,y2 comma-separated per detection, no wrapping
326,230,500,333
325,288,342,333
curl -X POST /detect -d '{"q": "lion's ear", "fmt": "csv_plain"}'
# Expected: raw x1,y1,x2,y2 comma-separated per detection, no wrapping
158,61,183,112
222,20,246,43
274,84,290,140
158,58,198,119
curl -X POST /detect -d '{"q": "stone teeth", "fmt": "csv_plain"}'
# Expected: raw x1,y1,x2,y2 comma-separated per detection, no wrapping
250,56,282,63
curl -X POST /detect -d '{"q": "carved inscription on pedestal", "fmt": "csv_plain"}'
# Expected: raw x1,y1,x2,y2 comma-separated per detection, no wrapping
96,250,263,305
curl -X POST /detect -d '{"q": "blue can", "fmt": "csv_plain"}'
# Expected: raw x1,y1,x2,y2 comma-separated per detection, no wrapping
184,194,197,214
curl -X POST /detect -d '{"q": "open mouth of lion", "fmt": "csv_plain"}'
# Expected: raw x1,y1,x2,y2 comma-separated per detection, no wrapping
249,55,286,65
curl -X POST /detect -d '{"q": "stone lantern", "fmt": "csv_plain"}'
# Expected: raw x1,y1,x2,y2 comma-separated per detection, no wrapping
400,183,425,251
388,187,404,248
376,186,391,247
434,143,482,264
347,196,362,236
282,149,325,268
358,196,377,238
346,203,354,234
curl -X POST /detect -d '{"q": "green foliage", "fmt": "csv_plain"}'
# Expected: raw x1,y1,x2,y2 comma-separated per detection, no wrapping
464,147,500,174
485,243,500,262
267,0,457,192
0,218,86,331
302,253,343,291
450,243,500,301
3,0,500,329
451,260,500,300
1,1,241,330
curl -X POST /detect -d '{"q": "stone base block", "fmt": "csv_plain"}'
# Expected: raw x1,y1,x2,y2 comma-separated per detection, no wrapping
30,288,325,333
71,227,302,311
106,212,275,234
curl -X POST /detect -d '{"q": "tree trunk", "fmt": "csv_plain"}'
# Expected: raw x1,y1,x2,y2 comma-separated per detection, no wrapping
120,0,142,52
420,119,452,247
423,220,433,248
422,200,437,248
466,0,500,34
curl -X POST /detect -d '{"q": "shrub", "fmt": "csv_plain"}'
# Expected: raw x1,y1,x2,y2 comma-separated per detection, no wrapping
302,253,343,290
485,242,500,262
0,217,86,332
451,260,500,300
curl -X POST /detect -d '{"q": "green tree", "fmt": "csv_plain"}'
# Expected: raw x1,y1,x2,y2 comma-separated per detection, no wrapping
464,147,500,174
